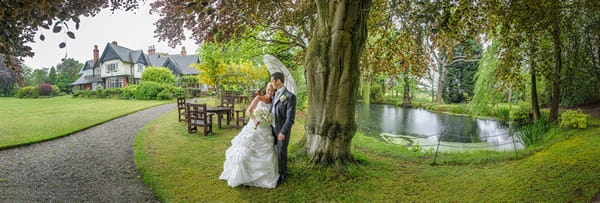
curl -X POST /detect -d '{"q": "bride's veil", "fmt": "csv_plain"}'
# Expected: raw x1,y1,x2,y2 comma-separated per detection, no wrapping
263,54,297,94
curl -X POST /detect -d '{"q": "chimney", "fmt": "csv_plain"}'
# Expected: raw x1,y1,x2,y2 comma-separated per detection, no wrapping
148,45,156,55
111,41,118,45
180,46,187,56
93,45,99,63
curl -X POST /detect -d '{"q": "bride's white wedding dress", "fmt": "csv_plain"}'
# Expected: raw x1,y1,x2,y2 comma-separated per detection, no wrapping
219,101,279,188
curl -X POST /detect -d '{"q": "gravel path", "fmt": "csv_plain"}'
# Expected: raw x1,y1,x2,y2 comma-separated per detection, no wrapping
0,103,176,202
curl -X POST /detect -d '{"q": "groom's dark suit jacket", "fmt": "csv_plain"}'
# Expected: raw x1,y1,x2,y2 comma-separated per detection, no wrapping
272,88,296,139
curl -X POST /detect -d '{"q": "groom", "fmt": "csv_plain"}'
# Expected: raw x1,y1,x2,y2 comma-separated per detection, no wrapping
270,72,296,185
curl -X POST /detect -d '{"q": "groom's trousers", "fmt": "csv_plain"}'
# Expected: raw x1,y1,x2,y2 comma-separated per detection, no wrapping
273,129,289,176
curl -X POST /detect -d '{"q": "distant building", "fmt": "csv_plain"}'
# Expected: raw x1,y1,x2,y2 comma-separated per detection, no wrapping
72,41,199,90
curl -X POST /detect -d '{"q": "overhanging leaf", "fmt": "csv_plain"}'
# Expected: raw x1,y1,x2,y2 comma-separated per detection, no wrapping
59,42,66,48
53,25,62,33
71,16,80,23
67,31,75,39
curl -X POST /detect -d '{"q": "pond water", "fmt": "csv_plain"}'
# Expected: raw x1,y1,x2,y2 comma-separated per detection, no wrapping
355,104,524,152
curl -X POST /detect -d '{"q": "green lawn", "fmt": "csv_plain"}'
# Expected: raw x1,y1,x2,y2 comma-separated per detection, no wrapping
134,107,600,201
0,96,171,149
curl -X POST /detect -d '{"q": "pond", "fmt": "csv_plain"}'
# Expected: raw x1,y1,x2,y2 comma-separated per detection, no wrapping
355,104,524,152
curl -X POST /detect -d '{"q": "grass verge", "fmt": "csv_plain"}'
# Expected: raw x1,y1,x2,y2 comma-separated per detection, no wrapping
0,96,171,149
134,107,600,201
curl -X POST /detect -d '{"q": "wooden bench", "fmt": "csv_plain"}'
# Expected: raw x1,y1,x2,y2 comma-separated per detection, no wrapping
187,103,214,136
177,97,186,122
219,96,235,125
235,109,247,129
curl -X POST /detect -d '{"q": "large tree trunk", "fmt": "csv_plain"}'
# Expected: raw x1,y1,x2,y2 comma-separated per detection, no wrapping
549,6,562,122
435,64,448,103
304,0,371,166
402,70,411,107
529,43,541,121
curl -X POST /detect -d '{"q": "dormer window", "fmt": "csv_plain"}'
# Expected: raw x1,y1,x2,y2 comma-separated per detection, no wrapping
106,63,118,73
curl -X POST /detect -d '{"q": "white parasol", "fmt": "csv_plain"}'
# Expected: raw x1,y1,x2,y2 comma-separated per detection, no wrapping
263,54,296,94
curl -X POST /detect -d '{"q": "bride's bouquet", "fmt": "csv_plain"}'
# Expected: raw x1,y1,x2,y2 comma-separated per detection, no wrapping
251,109,273,129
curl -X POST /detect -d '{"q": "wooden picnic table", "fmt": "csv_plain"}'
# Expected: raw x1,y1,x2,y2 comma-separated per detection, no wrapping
206,106,232,128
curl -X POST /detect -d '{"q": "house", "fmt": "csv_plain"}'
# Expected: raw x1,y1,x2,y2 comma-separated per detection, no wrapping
72,41,199,90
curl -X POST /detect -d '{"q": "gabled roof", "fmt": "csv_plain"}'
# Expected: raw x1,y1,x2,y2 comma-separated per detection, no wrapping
81,60,94,71
146,54,168,67
163,55,199,75
96,43,139,67
129,50,148,64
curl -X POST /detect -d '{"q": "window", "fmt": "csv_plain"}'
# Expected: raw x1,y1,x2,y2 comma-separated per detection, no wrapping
107,77,122,88
137,64,144,72
106,63,118,72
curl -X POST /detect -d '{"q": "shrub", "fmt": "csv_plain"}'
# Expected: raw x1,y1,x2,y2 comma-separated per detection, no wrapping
136,81,166,100
560,109,590,129
51,85,60,96
122,85,138,99
370,83,385,103
39,83,53,96
141,67,176,85
16,86,36,98
32,86,40,98
511,104,532,124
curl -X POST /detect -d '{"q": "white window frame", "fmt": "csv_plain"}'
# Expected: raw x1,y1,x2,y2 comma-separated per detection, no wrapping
107,77,122,88
137,64,144,72
106,63,118,72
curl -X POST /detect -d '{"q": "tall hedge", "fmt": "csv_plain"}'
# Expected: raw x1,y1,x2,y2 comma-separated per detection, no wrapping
141,67,176,85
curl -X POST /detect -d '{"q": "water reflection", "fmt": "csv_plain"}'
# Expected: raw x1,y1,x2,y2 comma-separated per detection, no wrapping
356,104,524,151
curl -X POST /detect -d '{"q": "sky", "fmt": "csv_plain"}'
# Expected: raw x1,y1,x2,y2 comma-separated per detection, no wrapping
23,2,198,69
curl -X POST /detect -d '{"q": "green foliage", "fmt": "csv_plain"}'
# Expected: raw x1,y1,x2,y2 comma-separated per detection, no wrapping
73,89,122,99
48,67,57,84
510,104,532,124
51,85,60,96
16,86,36,98
31,86,40,98
30,69,48,85
559,109,590,129
122,85,138,99
518,117,550,146
370,83,385,103
291,67,307,111
141,67,176,85
134,82,178,100
443,40,481,103
494,105,511,121
471,38,502,116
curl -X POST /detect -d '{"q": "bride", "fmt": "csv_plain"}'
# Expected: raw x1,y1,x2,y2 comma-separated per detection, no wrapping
219,83,279,188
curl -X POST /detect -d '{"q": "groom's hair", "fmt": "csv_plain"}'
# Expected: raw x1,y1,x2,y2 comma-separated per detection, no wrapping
271,72,285,83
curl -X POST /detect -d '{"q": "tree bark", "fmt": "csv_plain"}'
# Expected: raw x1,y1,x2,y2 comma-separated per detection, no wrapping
549,4,562,122
304,0,371,166
529,42,541,121
402,70,411,107
435,64,448,103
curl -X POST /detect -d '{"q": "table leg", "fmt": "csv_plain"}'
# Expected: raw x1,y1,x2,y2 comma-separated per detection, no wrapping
218,112,223,128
